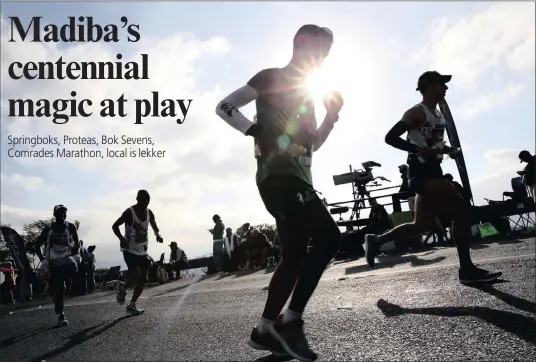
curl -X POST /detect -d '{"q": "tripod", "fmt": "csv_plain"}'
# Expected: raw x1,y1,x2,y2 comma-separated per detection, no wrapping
350,182,370,221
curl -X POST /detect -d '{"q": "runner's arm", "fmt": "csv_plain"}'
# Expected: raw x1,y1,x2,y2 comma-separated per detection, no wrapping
112,210,129,243
215,85,260,136
313,113,339,151
385,107,426,153
68,223,80,254
148,210,161,237
34,227,49,261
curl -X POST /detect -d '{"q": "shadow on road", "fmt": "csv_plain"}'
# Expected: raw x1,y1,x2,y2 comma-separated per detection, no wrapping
376,293,536,345
345,255,446,275
29,315,135,362
151,282,198,298
0,325,58,349
470,280,536,315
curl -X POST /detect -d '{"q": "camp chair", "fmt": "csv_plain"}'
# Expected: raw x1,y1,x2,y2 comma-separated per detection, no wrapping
484,177,536,234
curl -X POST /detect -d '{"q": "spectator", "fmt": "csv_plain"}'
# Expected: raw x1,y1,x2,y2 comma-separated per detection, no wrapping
444,173,471,206
168,242,187,280
247,229,269,269
518,150,535,201
208,215,225,272
87,245,96,293
222,228,238,272
366,198,391,235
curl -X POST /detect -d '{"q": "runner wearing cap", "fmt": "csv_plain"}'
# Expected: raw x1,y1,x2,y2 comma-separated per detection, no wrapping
34,205,81,326
112,190,163,315
216,24,343,362
364,71,502,284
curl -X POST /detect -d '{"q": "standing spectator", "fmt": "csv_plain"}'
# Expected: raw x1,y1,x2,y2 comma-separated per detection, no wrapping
209,214,225,272
518,150,535,201
222,228,238,271
87,245,96,293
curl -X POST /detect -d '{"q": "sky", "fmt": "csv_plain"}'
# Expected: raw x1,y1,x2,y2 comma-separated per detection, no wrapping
0,1,534,269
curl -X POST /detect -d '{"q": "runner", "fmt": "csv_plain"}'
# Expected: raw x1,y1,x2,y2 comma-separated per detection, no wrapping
215,24,343,361
364,71,502,284
34,205,81,326
112,190,164,315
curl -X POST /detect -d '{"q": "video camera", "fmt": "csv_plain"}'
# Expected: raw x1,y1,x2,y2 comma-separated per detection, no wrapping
333,161,382,187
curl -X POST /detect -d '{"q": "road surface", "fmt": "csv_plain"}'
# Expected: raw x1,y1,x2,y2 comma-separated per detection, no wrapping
1,237,535,361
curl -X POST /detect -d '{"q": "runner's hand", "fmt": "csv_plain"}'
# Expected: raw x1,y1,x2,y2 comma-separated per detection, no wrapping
324,91,343,115
416,147,440,160
448,148,462,159
156,234,164,243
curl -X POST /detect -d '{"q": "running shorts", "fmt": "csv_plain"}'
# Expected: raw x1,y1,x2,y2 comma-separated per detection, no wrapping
123,251,150,275
407,155,444,195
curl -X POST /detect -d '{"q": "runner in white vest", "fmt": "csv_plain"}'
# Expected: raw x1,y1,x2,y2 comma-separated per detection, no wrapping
35,204,80,326
364,71,501,285
112,190,163,315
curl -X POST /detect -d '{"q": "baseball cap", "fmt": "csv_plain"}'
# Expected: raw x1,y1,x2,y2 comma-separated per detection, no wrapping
416,71,452,91
53,204,67,214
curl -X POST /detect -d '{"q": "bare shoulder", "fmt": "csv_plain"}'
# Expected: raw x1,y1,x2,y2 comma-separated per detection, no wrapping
401,106,426,129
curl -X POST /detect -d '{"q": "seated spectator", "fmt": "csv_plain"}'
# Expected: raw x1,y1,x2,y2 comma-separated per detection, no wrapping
246,229,269,269
518,150,535,201
365,198,391,235
167,242,188,280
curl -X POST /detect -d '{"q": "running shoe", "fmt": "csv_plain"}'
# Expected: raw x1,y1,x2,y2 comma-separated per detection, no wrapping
272,319,317,362
459,266,502,284
126,303,144,315
248,326,287,357
58,314,69,326
116,281,126,304
364,234,380,268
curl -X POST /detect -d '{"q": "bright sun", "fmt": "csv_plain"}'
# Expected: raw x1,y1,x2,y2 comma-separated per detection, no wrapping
306,69,331,100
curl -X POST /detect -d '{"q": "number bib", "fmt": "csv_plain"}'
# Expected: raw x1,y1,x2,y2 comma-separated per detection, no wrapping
50,246,69,260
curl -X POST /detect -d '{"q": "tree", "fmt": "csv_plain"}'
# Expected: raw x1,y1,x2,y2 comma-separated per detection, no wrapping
253,223,277,242
22,218,54,249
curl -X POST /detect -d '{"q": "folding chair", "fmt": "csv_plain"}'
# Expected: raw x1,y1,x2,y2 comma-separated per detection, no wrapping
501,177,535,233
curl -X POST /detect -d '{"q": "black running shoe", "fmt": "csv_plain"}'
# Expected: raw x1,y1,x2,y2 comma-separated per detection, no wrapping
248,327,287,357
272,319,317,362
459,267,502,284
58,314,69,326
364,234,380,268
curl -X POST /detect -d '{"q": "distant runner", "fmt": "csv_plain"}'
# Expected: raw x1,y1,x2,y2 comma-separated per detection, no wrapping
216,24,343,361
35,205,81,326
112,190,163,315
364,71,502,284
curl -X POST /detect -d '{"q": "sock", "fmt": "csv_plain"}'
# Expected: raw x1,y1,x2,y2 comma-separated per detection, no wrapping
282,309,301,324
258,317,274,334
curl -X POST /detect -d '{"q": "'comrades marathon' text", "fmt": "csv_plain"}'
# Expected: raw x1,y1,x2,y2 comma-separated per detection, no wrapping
6,148,102,158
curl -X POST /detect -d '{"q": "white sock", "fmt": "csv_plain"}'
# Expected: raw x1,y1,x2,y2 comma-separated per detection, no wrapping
282,309,301,324
258,317,274,334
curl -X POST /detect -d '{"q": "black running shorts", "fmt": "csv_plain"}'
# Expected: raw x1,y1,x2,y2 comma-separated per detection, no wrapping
123,251,150,276
407,155,444,195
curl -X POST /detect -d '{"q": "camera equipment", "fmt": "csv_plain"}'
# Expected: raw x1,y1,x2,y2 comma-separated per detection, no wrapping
332,161,390,220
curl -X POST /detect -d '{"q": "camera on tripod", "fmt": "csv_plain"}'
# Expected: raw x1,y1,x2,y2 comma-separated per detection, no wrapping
333,161,382,187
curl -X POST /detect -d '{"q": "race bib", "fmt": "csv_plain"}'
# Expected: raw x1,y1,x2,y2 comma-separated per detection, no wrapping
50,246,69,260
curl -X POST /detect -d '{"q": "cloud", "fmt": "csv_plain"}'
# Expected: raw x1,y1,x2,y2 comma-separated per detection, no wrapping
484,148,520,165
0,173,48,191
471,165,523,204
458,82,523,120
413,2,535,89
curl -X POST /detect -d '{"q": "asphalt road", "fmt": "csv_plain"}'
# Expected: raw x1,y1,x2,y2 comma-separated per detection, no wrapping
1,237,535,361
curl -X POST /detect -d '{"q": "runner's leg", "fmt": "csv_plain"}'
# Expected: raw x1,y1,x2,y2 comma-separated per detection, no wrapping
117,251,138,304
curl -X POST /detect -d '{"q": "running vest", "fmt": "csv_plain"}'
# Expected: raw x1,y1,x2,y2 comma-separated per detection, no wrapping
123,207,150,256
45,222,74,265
407,103,446,163
248,68,316,187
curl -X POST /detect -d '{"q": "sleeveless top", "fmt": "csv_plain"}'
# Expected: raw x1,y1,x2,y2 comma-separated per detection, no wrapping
122,207,150,256
46,222,74,266
406,103,446,164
